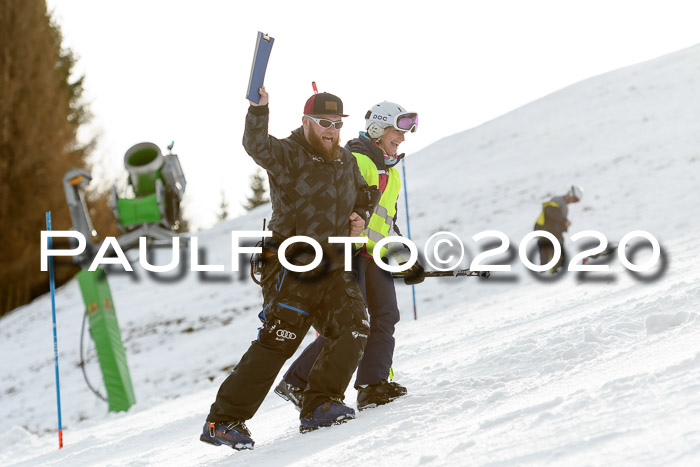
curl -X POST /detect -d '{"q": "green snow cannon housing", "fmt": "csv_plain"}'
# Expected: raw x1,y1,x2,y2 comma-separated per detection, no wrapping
112,142,186,246
125,143,164,196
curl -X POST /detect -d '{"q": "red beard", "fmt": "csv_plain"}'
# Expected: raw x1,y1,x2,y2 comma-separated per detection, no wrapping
306,128,341,162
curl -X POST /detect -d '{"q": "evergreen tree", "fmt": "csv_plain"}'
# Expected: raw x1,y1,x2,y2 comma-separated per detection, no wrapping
217,190,229,221
243,168,269,210
0,0,111,316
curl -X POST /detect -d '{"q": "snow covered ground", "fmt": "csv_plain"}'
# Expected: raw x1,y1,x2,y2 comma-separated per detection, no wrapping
1,44,699,465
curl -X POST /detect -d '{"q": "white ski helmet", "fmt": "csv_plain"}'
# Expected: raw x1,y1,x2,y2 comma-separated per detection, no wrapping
568,185,583,201
365,101,418,140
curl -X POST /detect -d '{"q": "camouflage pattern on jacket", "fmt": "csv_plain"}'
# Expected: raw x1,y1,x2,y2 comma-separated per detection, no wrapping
242,104,378,248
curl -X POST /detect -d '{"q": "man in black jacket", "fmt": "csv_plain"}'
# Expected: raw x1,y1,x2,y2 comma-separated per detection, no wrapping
200,89,379,449
534,185,583,272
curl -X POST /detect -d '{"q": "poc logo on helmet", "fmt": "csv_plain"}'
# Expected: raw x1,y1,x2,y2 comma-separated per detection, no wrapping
276,329,297,340
371,114,388,122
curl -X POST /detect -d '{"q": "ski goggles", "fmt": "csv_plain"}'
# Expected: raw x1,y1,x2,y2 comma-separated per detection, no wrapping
304,115,344,130
365,111,419,133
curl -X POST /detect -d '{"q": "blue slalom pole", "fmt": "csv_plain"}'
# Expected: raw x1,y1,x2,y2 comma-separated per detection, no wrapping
400,160,418,320
46,212,63,449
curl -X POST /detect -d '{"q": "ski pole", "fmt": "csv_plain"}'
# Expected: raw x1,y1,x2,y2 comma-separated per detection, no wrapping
393,269,491,279
46,212,63,449
400,159,418,320
582,245,618,264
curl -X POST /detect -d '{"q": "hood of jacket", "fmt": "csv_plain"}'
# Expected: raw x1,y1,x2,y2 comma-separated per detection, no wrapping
345,132,405,169
289,126,319,157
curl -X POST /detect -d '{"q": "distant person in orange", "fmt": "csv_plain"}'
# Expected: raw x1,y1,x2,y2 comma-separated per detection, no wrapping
534,185,583,272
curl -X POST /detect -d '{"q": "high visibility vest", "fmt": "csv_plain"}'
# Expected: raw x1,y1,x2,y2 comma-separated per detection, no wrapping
353,152,401,258
536,201,560,226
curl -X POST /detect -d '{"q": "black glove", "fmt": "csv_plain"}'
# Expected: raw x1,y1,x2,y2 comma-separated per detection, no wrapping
401,261,425,285
357,186,381,225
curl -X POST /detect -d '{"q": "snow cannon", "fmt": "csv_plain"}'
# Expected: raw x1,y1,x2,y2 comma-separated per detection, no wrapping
111,141,187,250
61,168,137,413
62,168,98,266
124,142,166,196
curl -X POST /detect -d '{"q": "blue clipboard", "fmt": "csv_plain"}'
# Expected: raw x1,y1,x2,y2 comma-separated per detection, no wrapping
246,32,275,104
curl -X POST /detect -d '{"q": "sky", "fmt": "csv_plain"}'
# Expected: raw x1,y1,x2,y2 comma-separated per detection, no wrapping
46,0,700,229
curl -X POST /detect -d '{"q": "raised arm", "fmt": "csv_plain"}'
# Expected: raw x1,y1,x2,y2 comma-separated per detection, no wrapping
242,88,289,178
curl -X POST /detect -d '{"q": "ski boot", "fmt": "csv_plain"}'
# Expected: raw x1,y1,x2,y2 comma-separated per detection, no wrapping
357,380,407,411
300,401,355,433
274,380,304,412
200,420,254,450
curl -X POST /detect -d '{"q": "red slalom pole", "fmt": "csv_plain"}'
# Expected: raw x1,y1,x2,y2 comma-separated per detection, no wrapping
312,81,318,94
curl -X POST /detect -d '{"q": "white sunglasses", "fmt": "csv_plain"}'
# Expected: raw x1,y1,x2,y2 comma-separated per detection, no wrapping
305,115,344,130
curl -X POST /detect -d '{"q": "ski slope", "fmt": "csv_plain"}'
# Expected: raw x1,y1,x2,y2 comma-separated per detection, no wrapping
1,44,699,465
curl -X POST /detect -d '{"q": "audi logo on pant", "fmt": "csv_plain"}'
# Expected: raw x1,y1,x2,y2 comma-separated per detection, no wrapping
276,329,297,340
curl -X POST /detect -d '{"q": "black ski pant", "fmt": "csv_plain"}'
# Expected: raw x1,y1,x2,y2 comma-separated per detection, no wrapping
283,254,400,389
538,235,565,271
207,255,369,421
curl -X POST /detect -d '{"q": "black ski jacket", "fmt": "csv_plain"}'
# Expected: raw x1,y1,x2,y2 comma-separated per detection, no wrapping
243,105,378,246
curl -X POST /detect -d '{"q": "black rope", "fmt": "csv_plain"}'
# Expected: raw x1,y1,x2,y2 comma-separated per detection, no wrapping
79,311,107,402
